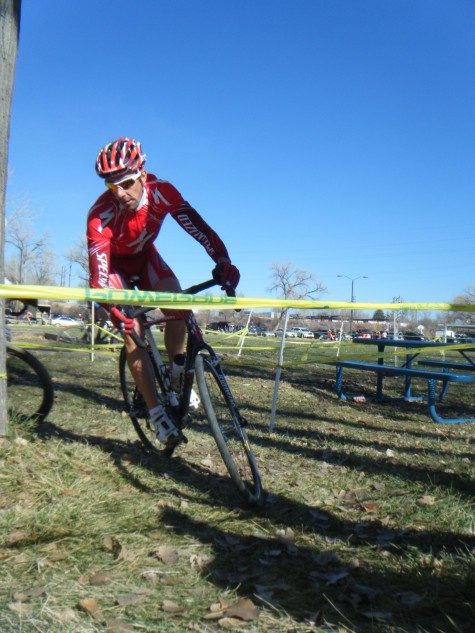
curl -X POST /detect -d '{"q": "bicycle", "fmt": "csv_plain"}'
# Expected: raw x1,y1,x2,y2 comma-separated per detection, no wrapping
5,300,54,422
118,272,264,507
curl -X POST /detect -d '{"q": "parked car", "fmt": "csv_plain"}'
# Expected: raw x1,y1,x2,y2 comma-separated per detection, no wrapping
248,325,275,337
401,331,426,341
275,329,298,338
289,327,314,339
51,315,80,326
207,321,231,332
312,329,329,339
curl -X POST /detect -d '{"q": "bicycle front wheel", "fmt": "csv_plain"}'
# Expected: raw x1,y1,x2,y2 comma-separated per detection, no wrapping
7,344,54,422
194,353,263,507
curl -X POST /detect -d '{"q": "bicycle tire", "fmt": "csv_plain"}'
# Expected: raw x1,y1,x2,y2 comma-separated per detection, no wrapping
7,344,54,423
194,353,264,507
119,345,181,456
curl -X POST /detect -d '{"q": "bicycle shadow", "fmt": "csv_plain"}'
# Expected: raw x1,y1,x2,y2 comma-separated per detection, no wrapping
32,417,475,556
25,418,475,630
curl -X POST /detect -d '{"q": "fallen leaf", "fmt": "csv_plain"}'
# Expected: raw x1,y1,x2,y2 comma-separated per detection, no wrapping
275,528,295,542
203,611,223,620
7,530,28,545
189,553,212,569
224,598,259,621
417,495,435,506
162,599,184,613
361,501,380,513
149,530,165,541
421,556,443,570
103,535,121,556
116,594,142,607
77,598,100,615
116,545,134,561
89,572,110,586
9,602,33,614
218,616,247,628
153,545,179,565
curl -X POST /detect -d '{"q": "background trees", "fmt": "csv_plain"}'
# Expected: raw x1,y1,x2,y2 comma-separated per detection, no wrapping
5,201,57,284
450,285,475,326
64,235,89,285
269,261,327,328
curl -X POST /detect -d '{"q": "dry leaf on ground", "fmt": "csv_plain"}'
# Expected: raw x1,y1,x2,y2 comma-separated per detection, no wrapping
89,572,111,586
224,598,260,621
162,599,184,613
417,495,436,506
77,598,100,615
9,602,33,614
152,545,179,564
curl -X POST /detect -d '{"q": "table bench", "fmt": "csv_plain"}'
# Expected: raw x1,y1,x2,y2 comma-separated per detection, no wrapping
417,359,475,371
334,360,475,424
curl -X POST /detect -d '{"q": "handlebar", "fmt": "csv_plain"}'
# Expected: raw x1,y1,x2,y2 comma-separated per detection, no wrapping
124,277,235,321
119,273,237,346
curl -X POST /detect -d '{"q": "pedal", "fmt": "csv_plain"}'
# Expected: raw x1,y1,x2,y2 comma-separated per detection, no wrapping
163,431,188,457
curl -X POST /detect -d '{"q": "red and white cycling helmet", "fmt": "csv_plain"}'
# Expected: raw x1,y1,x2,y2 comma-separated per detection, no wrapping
95,137,147,179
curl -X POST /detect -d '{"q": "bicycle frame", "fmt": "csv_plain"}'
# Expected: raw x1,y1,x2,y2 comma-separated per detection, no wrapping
129,275,244,424
119,274,263,505
137,309,217,428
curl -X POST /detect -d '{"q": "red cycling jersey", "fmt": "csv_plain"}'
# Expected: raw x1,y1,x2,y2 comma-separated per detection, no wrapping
87,173,229,289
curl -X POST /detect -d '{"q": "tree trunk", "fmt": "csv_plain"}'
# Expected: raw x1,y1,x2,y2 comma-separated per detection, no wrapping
0,0,22,436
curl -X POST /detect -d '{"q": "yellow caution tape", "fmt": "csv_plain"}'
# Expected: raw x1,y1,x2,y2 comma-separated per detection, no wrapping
1,283,475,312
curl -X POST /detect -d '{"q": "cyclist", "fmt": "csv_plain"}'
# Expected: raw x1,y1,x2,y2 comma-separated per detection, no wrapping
87,137,240,445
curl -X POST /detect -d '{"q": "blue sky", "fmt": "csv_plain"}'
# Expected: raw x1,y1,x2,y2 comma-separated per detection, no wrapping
5,0,475,306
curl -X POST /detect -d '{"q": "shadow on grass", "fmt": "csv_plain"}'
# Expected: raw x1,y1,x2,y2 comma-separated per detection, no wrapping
32,417,475,556
22,417,475,631
43,368,475,502
160,505,475,632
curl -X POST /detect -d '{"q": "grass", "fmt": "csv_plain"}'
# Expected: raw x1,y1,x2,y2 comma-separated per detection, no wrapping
0,324,474,632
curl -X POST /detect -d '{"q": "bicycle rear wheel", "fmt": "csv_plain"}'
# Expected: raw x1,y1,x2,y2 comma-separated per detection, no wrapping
118,346,180,456
194,353,263,507
7,344,54,422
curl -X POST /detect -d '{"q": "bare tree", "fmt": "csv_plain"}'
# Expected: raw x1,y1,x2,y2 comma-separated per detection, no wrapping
269,261,327,327
0,0,22,436
64,234,89,284
5,201,50,283
30,247,59,285
451,285,475,325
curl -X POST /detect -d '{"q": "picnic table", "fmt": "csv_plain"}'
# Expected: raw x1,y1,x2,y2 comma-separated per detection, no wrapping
334,338,475,424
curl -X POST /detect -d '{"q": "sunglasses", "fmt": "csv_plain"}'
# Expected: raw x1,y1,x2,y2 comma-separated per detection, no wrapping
105,171,142,192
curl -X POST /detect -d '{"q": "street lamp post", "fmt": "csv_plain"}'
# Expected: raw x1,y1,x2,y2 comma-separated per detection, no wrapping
337,274,368,334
